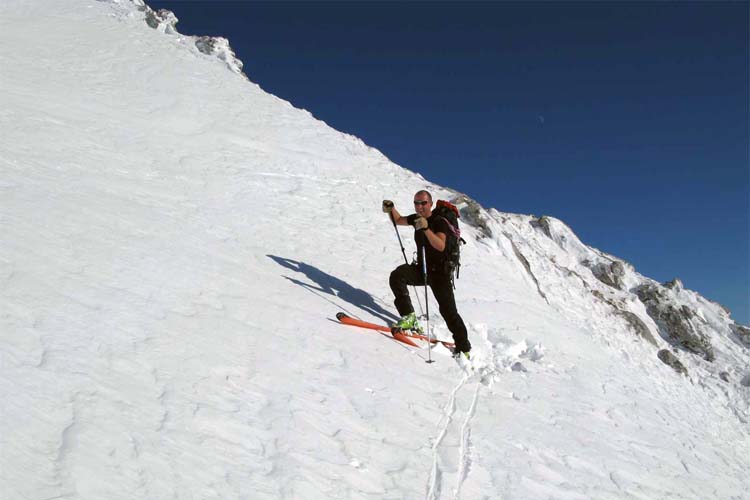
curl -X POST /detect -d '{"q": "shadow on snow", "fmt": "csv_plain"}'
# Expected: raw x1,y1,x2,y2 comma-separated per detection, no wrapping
267,255,399,325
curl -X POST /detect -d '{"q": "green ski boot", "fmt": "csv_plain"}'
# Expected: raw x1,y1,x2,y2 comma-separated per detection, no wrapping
393,312,424,334
453,350,471,361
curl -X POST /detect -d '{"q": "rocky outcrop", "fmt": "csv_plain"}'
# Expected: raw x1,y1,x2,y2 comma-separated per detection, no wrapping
591,290,658,346
664,278,684,292
658,349,688,375
533,215,554,239
636,283,715,362
123,0,147,10
618,310,658,346
449,194,492,239
194,36,244,74
732,323,750,347
144,7,178,34
590,260,626,290
530,215,582,252
115,0,246,75
506,235,548,304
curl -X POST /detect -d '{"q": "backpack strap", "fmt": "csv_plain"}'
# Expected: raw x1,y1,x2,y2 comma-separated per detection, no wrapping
435,216,461,239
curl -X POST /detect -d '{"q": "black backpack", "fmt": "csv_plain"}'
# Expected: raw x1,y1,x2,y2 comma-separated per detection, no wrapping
433,200,466,285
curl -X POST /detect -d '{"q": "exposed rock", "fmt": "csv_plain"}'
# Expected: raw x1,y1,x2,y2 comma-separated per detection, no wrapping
742,374,750,388
449,194,492,239
504,235,548,304
195,36,244,74
591,260,626,290
129,2,245,76
732,323,750,347
618,310,658,346
195,36,219,55
591,290,658,346
636,283,715,361
533,215,554,239
511,361,527,372
658,349,688,376
100,0,147,9
145,8,178,34
129,0,147,11
531,215,577,251
664,278,683,291
612,261,625,277
719,371,730,383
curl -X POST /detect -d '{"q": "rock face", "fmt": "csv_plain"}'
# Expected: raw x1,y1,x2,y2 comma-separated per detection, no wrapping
591,261,626,290
636,283,715,362
111,0,246,75
534,215,555,240
194,36,244,74
449,194,492,239
664,278,684,291
144,7,178,34
732,323,750,347
590,290,659,346
618,310,658,347
658,349,688,375
529,215,586,254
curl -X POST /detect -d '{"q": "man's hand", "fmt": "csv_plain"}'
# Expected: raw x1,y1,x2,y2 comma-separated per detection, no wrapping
413,216,428,231
382,200,394,213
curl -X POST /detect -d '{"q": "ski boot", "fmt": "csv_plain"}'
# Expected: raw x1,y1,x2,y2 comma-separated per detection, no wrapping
392,312,424,335
452,349,471,361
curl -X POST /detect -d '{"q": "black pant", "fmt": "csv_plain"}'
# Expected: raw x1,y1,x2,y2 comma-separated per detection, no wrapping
389,264,471,353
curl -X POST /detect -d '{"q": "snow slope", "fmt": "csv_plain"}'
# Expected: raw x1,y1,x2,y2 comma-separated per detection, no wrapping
1,1,748,499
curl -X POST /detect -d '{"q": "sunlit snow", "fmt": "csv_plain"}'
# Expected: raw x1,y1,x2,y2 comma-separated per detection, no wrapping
1,1,748,499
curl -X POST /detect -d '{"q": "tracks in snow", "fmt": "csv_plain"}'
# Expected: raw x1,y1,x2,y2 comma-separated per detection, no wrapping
455,384,480,499
426,373,482,500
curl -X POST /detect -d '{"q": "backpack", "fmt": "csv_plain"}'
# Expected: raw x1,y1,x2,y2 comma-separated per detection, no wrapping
433,200,466,285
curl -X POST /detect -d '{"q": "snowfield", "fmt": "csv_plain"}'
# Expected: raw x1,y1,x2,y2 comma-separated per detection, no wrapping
1,1,748,499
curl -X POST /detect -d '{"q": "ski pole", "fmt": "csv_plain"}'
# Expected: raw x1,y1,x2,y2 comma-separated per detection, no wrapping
388,211,424,315
422,245,434,364
389,211,409,266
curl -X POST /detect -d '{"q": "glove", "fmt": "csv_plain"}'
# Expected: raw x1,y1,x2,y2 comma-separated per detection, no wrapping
382,200,394,213
413,216,428,231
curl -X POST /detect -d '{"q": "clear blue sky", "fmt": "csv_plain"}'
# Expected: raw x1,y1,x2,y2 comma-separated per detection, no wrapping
148,1,749,325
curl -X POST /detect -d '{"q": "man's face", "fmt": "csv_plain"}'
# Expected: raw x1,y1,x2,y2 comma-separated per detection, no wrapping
413,194,433,218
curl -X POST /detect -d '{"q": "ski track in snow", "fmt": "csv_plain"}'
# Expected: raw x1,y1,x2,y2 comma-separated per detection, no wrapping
426,373,468,500
453,381,480,500
425,325,500,500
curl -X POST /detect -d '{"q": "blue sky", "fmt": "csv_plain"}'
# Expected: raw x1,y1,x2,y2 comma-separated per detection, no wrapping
148,1,749,324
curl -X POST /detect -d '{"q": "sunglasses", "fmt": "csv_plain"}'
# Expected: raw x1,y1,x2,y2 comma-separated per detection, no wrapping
413,200,431,206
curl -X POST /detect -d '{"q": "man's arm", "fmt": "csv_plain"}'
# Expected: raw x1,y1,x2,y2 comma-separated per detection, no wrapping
412,216,447,252
390,206,410,226
423,229,447,252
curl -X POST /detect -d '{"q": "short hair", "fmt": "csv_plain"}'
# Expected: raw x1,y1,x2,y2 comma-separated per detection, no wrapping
414,190,433,201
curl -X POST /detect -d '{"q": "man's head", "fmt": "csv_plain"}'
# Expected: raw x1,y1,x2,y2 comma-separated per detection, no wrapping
413,190,433,218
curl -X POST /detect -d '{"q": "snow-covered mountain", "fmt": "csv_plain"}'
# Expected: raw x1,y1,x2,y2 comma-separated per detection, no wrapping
1,1,748,499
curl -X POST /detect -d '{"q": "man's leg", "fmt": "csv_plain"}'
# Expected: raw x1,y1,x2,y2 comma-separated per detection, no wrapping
430,276,471,353
389,264,424,317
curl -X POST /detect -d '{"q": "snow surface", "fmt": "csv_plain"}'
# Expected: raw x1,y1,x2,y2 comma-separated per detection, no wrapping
1,1,748,499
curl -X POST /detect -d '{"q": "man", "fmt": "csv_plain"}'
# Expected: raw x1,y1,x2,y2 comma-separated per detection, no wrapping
382,190,471,359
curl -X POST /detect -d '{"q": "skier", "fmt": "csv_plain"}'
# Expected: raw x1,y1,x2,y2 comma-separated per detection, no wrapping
382,190,472,359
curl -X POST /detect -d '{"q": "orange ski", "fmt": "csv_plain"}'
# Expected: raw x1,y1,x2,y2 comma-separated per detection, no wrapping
335,312,455,349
